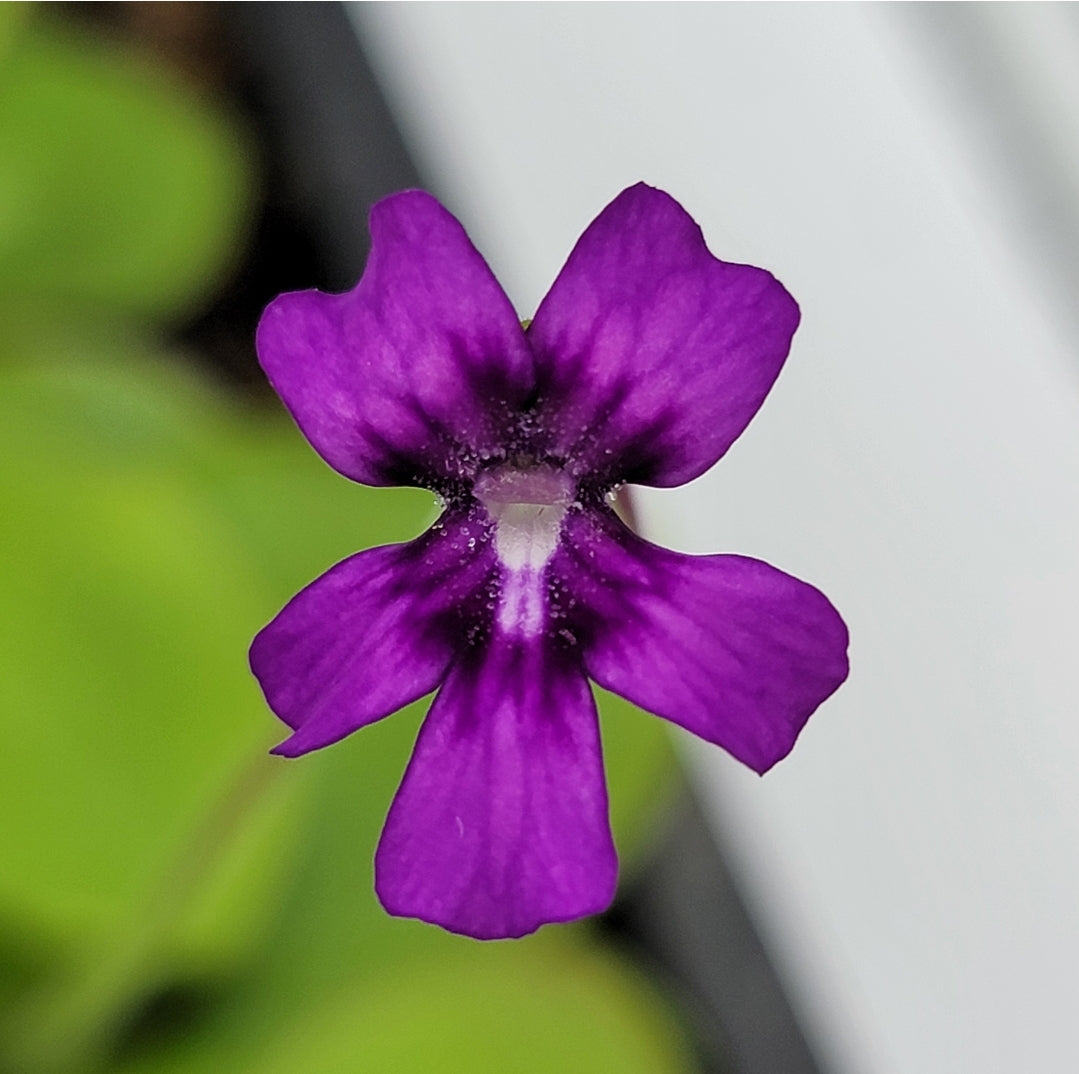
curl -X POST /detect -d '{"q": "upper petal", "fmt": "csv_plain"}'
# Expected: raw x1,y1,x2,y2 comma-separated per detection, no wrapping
257,191,535,488
375,637,616,939
557,508,849,774
251,507,498,757
528,184,800,488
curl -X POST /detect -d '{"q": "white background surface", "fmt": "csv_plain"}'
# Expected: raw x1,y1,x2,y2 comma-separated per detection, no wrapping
352,5,1079,1072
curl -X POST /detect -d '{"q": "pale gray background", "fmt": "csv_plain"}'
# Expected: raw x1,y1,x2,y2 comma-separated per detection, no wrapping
351,5,1079,1071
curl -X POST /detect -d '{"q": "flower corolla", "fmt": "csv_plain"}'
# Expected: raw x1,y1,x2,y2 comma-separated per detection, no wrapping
251,184,849,939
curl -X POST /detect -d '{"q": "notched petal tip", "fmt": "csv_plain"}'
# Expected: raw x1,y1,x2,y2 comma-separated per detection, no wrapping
529,182,802,489
367,187,457,238
255,188,535,489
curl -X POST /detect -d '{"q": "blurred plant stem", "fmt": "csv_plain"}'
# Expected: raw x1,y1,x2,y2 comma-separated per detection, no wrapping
0,753,283,1074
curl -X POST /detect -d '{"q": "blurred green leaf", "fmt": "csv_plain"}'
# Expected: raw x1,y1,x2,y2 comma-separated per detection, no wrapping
0,351,306,1072
0,16,253,321
201,413,438,605
249,940,696,1074
598,686,678,865
0,2,31,59
114,936,696,1074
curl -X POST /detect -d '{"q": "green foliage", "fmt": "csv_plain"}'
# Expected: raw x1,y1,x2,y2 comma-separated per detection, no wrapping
248,942,694,1074
0,16,252,322
0,352,310,1073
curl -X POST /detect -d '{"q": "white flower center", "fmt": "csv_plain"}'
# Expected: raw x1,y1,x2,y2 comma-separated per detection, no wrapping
474,465,574,572
474,465,574,638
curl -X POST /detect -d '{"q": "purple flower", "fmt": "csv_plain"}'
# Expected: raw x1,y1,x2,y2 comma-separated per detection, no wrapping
250,184,848,940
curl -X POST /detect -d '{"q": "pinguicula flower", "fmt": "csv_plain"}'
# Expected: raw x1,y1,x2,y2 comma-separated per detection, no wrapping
251,183,849,940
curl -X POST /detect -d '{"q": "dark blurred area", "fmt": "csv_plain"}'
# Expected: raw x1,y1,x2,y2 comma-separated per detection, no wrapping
62,2,430,397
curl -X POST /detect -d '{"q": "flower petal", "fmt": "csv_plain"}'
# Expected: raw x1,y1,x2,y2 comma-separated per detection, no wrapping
528,183,800,488
375,638,616,939
251,508,497,757
257,191,535,488
559,508,848,774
